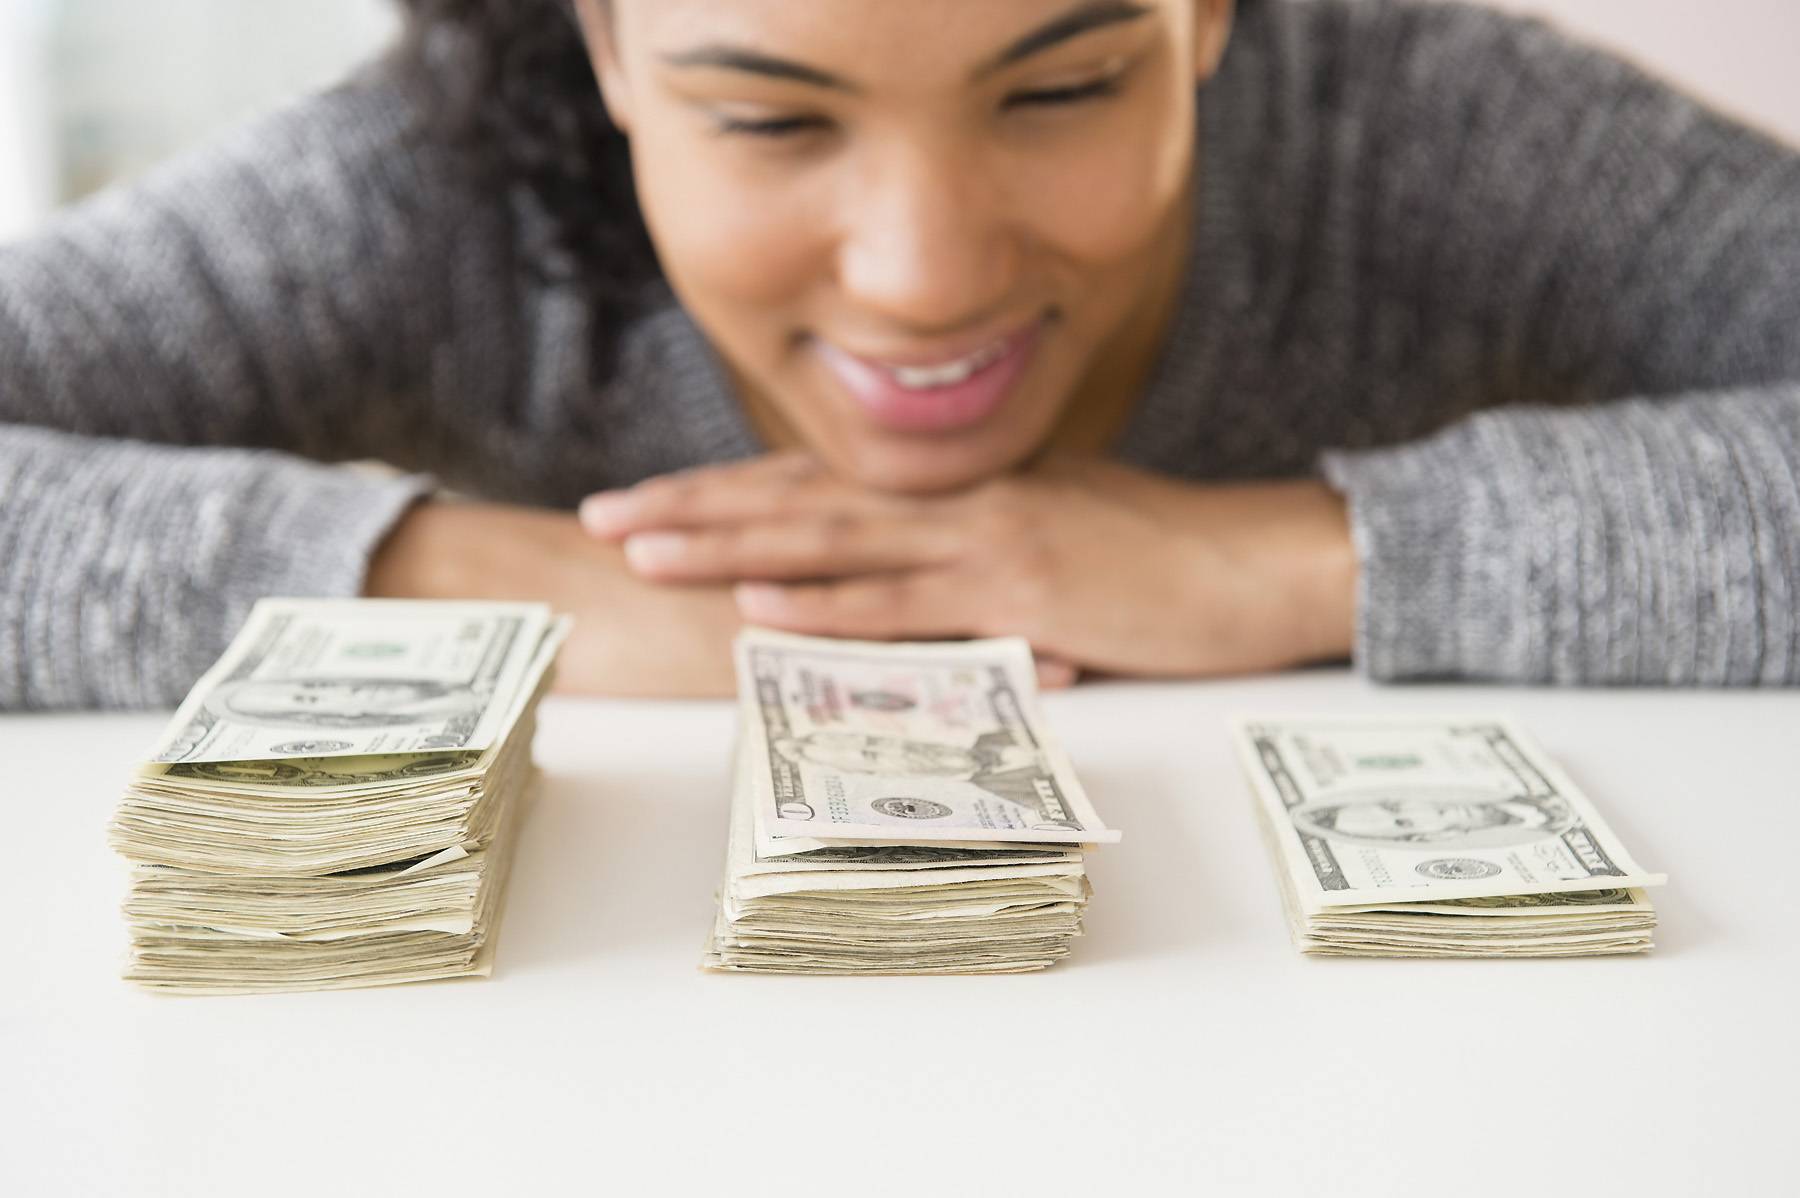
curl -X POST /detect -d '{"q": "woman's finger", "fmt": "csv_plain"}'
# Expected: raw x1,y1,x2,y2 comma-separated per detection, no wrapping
1035,656,1081,691
623,511,963,582
583,449,928,539
733,572,975,641
733,571,1082,685
579,451,823,538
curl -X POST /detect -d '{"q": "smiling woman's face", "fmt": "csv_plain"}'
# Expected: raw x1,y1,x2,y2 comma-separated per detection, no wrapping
576,0,1233,493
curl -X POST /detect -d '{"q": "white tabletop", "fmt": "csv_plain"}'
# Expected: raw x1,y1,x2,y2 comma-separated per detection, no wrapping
6,670,1796,1196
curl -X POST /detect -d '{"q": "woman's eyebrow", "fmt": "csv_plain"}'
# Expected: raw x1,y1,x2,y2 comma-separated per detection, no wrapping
658,0,1153,94
658,46,857,94
980,0,1155,77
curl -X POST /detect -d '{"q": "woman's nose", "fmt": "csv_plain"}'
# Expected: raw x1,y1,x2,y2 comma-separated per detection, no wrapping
835,146,1019,332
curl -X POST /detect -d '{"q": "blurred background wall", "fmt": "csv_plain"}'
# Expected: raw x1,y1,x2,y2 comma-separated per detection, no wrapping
1469,0,1800,144
0,0,397,240
2,0,1798,242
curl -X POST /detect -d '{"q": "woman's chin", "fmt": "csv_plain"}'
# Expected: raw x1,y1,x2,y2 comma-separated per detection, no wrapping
822,430,1039,495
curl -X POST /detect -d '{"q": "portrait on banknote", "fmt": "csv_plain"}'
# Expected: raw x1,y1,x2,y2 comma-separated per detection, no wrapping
1288,787,1577,850
773,728,1041,780
771,728,1059,819
202,677,487,731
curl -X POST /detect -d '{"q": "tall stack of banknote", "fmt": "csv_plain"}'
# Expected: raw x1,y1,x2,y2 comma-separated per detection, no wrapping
1233,715,1666,957
110,599,567,994
705,630,1118,975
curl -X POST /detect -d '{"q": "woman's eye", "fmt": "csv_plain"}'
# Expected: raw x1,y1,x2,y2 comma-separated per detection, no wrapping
1003,74,1125,111
714,114,830,139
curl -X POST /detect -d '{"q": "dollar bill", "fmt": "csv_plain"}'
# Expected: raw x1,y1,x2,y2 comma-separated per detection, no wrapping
707,633,1109,974
736,628,1117,846
114,601,566,992
154,751,485,795
148,599,555,763
1234,715,1666,913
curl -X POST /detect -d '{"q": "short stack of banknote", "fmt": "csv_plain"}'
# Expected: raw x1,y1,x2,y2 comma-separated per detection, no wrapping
1233,715,1666,958
704,630,1118,975
110,599,566,994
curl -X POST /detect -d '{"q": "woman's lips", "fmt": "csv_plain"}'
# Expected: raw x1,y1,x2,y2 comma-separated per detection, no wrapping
813,322,1042,435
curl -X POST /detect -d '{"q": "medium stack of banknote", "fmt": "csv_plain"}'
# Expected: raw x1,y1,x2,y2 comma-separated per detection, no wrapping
1233,715,1666,957
704,630,1118,974
110,599,566,994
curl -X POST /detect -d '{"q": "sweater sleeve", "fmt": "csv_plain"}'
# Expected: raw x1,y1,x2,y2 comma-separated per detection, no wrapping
0,427,429,709
1323,387,1800,684
1310,1,1800,685
0,68,480,710
0,68,472,457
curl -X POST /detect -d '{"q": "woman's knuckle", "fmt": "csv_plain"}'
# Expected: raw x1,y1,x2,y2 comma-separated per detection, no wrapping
809,511,858,554
641,475,695,511
997,550,1054,620
976,486,1029,537
699,528,740,563
839,579,900,635
783,453,824,479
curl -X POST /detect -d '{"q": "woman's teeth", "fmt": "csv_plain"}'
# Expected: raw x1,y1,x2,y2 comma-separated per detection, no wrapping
885,340,1009,390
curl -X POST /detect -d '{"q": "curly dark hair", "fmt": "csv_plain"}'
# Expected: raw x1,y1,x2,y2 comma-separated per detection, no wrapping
392,0,657,368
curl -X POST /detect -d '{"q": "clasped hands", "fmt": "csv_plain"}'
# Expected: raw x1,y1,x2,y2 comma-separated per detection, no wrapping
579,451,1357,687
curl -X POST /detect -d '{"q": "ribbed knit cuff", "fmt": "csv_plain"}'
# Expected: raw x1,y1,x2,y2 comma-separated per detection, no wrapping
1317,413,1540,679
1323,387,1800,686
0,426,433,710
1322,433,1494,682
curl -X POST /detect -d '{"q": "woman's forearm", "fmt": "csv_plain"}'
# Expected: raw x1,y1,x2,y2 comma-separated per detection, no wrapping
367,498,746,697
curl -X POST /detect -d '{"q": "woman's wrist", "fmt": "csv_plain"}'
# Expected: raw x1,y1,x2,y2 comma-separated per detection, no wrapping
363,497,746,696
1279,480,1358,665
1161,476,1358,670
364,499,561,601
365,498,472,599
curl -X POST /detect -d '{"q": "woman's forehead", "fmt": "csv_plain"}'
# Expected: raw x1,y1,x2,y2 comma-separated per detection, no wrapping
615,0,1179,65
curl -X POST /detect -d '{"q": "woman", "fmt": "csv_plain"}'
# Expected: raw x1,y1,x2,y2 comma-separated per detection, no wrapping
1,0,1796,707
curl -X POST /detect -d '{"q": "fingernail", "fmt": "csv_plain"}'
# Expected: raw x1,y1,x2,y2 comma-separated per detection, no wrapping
579,493,632,535
734,582,785,614
624,532,687,570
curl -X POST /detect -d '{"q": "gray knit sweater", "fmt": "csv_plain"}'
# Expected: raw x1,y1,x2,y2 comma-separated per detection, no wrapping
3,0,1798,710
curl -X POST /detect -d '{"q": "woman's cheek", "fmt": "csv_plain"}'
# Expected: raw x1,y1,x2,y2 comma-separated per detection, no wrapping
636,136,828,311
1012,103,1193,266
